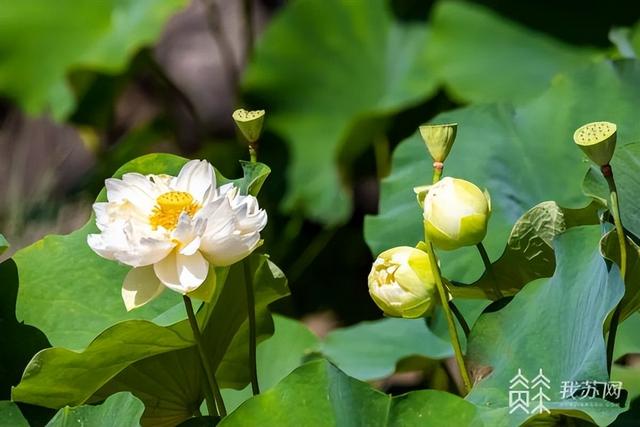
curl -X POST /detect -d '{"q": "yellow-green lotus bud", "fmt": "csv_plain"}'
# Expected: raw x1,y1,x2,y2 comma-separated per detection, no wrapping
232,108,265,143
419,123,457,163
423,177,491,251
573,121,617,166
368,246,437,318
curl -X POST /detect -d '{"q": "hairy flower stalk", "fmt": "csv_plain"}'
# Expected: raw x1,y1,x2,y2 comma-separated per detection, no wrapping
573,121,626,374
233,108,266,396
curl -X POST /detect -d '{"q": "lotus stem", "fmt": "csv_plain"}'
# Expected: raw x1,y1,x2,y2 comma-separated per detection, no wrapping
183,296,227,416
432,162,443,184
249,144,258,163
602,165,627,375
424,241,473,393
243,260,260,395
429,164,472,393
476,242,503,300
449,301,471,338
244,138,260,395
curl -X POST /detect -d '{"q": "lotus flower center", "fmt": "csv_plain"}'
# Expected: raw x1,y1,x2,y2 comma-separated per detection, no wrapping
149,191,200,230
372,259,399,286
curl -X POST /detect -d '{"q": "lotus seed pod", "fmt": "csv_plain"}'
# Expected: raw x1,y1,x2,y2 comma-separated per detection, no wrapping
419,123,458,163
573,121,617,166
368,246,437,318
423,177,491,251
232,108,266,143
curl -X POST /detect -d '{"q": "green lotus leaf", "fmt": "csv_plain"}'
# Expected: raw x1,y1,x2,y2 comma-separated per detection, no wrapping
0,0,187,119
0,401,29,427
450,201,599,299
13,254,288,427
600,229,640,322
219,359,480,427
583,142,640,240
244,0,598,225
46,392,144,427
466,226,626,426
223,315,457,412
427,1,599,103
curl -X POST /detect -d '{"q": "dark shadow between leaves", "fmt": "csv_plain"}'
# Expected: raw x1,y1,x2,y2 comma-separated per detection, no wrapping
0,259,50,399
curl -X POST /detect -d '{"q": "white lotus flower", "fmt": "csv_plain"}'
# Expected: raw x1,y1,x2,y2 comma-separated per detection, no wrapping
87,160,267,310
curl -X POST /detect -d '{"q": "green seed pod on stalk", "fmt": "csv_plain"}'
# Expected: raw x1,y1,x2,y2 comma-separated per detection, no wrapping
233,108,266,143
419,123,458,163
573,121,617,166
573,121,626,375
368,246,438,318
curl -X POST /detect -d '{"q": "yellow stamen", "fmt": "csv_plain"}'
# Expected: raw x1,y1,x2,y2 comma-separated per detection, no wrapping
149,191,200,230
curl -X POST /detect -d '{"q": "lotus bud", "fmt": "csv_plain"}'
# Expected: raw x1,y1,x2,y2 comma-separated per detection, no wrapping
423,177,490,251
232,108,265,143
419,123,458,163
368,246,437,318
573,121,617,167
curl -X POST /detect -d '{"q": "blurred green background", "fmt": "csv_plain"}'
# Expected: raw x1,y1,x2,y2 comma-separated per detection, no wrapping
1,0,639,330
